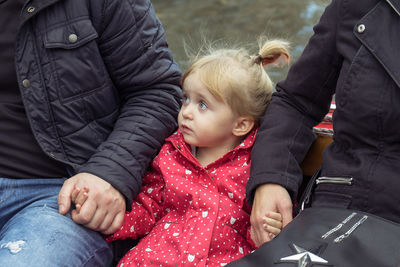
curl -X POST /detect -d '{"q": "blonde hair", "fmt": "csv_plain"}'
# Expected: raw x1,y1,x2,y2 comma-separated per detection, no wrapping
182,38,290,126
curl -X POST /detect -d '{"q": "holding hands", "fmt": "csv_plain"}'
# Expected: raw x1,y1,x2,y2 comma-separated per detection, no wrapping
71,186,89,213
58,172,126,235
261,211,283,240
250,183,293,247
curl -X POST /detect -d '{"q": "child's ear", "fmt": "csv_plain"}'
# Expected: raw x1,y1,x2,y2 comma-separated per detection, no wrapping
232,117,255,137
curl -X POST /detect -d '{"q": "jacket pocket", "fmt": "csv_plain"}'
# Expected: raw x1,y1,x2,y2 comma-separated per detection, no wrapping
44,19,98,49
43,19,106,102
312,176,353,209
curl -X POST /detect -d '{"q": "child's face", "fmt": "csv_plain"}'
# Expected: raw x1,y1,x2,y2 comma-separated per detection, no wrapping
178,72,240,148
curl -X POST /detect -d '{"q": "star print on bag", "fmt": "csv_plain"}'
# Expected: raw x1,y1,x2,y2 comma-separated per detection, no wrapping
277,243,331,267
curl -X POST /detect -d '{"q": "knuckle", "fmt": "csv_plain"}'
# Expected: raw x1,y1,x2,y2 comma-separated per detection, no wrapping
115,195,124,205
80,214,92,224
103,195,113,205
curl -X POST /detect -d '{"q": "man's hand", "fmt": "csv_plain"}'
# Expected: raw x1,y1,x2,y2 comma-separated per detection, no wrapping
58,172,126,235
250,183,293,247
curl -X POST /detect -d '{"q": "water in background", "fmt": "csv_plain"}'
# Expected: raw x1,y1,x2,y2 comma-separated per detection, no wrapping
152,0,330,83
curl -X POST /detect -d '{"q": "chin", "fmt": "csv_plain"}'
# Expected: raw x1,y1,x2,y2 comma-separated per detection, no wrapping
182,136,197,146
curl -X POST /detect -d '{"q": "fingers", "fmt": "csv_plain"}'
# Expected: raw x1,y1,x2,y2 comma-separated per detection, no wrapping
72,187,89,213
71,187,81,203
96,212,115,233
263,215,282,234
73,199,125,234
57,179,75,215
249,183,293,247
266,211,282,222
76,187,89,207
72,197,97,225
84,206,107,230
250,185,273,247
101,211,125,235
264,223,281,236
67,172,126,233
250,215,272,246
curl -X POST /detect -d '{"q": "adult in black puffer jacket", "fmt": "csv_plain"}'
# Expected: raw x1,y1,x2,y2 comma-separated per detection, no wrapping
0,0,182,266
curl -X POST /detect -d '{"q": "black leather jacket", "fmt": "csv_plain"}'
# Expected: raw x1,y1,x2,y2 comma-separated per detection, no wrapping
15,0,182,205
248,0,400,222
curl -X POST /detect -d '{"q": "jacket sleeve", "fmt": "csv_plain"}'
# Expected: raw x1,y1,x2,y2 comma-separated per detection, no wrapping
246,0,343,204
79,0,182,208
106,160,166,241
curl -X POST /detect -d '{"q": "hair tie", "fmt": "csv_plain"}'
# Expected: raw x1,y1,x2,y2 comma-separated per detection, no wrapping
254,54,263,65
254,53,285,66
261,54,281,66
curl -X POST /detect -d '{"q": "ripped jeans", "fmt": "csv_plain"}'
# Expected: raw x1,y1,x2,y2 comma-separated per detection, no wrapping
0,178,113,267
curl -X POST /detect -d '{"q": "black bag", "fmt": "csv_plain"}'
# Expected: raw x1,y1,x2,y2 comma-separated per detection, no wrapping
228,170,400,267
228,207,400,267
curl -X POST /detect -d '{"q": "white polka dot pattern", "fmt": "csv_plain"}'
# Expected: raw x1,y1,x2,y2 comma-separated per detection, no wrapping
107,130,258,266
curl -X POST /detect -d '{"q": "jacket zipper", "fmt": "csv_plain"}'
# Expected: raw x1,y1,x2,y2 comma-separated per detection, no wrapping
316,176,353,185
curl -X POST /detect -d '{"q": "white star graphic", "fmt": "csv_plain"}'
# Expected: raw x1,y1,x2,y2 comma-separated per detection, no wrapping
279,244,329,267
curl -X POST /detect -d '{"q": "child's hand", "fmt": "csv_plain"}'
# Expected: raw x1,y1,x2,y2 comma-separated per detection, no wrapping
71,186,89,213
262,211,282,240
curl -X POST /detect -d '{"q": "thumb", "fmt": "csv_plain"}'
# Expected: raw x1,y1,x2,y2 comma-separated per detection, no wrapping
57,180,75,215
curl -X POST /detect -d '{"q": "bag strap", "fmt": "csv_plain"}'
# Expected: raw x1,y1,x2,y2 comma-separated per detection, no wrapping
296,167,321,214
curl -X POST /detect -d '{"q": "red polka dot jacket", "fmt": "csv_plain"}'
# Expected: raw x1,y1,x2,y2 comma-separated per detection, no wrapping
107,129,257,266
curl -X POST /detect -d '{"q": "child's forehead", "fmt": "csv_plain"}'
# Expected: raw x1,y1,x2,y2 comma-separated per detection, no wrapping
183,73,225,102
183,72,205,90
182,79,210,98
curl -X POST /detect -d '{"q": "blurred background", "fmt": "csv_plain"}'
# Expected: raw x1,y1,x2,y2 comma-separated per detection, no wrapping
152,0,330,83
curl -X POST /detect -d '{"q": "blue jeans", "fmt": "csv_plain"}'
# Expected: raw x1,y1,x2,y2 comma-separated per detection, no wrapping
0,178,113,267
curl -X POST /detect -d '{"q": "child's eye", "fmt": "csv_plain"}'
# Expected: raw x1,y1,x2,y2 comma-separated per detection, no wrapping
199,101,208,110
182,95,190,104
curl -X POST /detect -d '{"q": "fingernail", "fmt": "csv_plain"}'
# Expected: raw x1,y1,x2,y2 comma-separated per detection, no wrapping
59,204,65,213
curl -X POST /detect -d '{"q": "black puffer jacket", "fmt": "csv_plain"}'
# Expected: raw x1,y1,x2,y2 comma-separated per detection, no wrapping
15,0,182,205
248,0,400,223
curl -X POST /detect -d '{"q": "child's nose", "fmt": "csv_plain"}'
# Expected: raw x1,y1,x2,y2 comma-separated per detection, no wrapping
181,104,193,119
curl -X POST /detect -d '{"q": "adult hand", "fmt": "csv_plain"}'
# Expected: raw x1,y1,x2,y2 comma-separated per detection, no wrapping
250,183,293,247
58,172,126,235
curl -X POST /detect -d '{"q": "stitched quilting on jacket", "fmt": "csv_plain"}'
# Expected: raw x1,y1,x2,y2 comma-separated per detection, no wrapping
15,0,182,204
107,130,257,266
